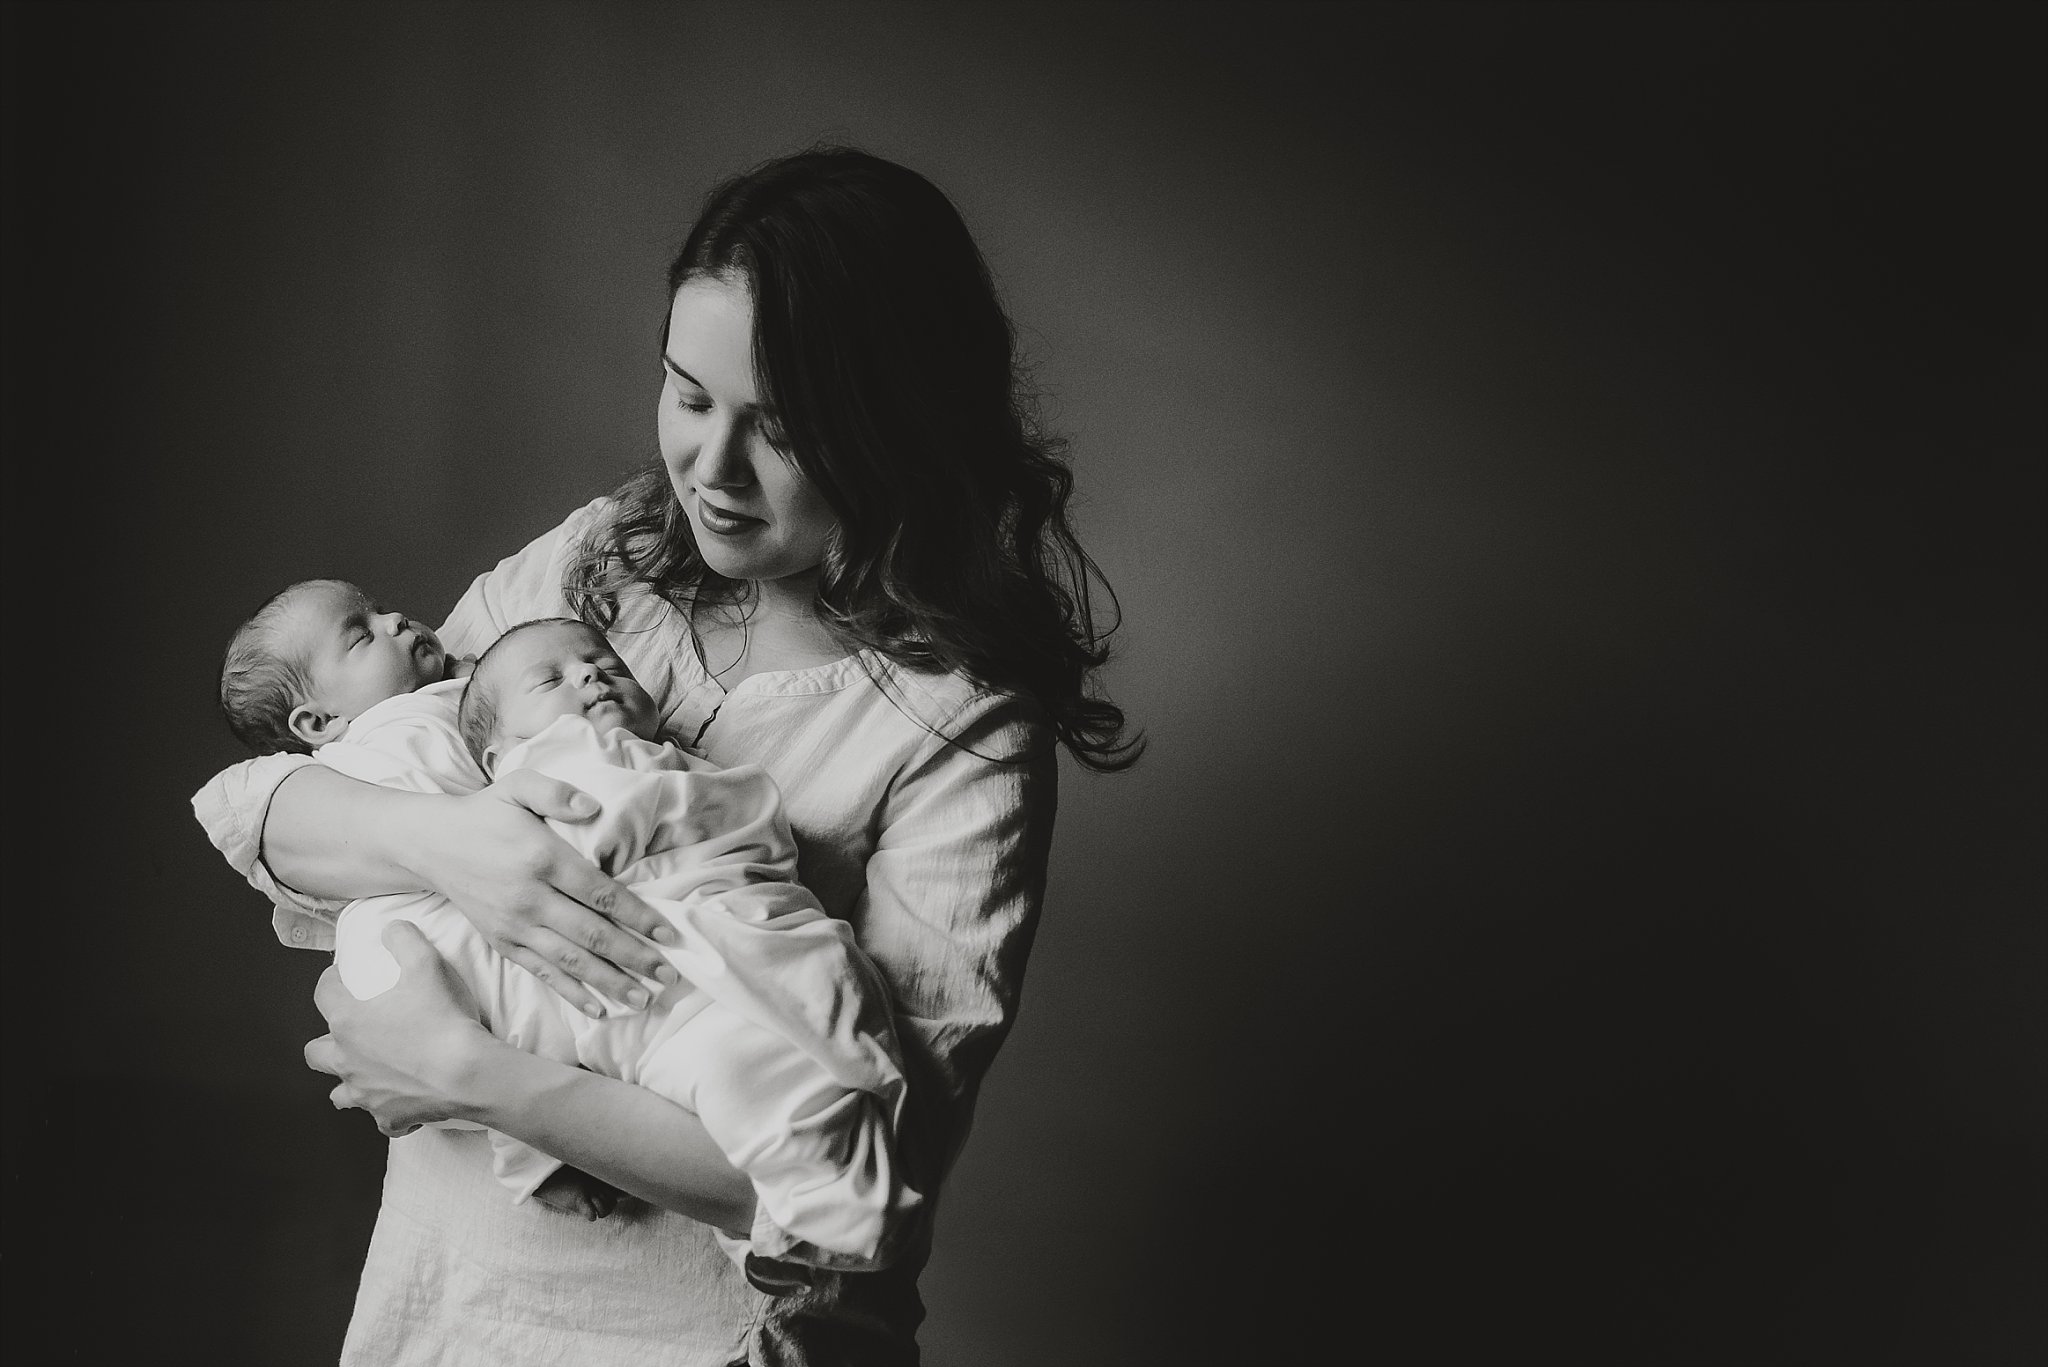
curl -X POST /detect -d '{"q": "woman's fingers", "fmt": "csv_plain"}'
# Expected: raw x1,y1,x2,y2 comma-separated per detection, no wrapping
546,857,679,963
498,941,606,1018
524,918,665,1014
312,964,354,1022
380,918,443,968
378,920,483,1016
494,766,601,823
301,934,493,1138
431,774,677,1002
311,1036,406,1130
305,1033,345,1078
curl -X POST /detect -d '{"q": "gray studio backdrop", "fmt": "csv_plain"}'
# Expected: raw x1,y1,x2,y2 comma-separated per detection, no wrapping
10,3,2043,1365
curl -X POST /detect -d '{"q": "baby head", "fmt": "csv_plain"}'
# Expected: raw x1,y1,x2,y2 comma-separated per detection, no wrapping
219,579,453,754
457,618,661,773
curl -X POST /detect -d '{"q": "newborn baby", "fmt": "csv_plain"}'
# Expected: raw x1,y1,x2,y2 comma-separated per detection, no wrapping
217,577,467,754
216,589,919,1277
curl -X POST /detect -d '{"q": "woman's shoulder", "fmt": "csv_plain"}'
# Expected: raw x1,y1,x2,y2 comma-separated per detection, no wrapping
863,657,1052,756
438,496,622,652
504,495,622,573
500,495,620,559
556,494,620,545
464,496,621,594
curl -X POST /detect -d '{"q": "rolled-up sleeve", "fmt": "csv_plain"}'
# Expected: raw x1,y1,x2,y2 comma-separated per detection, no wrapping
189,499,613,948
190,752,347,950
855,695,1058,1189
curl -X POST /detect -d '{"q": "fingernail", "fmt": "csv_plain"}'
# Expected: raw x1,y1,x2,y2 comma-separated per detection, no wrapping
584,1002,604,1019
653,926,677,944
628,988,650,1009
655,965,678,985
570,797,598,817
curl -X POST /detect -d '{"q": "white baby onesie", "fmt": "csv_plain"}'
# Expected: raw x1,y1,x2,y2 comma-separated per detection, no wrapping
320,701,920,1271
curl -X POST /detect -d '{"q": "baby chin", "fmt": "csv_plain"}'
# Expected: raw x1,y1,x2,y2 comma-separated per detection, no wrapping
582,698,654,738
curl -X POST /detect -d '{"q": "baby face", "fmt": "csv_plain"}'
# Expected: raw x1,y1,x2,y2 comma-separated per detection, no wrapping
483,620,659,749
288,580,449,718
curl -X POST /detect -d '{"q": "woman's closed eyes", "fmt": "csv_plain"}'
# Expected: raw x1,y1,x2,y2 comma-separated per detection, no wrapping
665,368,789,451
666,371,713,415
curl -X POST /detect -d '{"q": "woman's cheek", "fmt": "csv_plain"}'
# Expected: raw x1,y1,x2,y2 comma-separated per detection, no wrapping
655,405,677,462
656,415,690,492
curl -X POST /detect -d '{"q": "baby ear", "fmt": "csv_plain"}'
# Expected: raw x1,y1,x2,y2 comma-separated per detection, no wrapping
287,704,351,750
479,742,502,777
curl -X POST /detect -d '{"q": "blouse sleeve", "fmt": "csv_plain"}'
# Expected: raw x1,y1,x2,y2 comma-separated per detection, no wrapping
855,692,1059,1194
435,497,609,654
188,498,613,941
190,751,346,950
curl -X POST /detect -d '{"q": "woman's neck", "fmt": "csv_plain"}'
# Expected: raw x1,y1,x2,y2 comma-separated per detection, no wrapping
749,567,822,625
692,569,846,685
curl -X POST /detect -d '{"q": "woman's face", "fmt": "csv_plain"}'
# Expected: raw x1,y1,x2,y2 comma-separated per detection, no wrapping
658,274,838,586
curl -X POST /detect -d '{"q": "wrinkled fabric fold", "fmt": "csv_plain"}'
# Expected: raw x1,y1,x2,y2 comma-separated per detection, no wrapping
331,712,921,1268
191,496,1058,1361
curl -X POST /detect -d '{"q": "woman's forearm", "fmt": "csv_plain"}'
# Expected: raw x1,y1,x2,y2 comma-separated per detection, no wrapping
452,1036,757,1232
279,769,681,1010
262,764,438,900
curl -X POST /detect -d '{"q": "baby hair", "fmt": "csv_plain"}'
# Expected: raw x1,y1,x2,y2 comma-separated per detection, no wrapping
456,617,590,767
218,579,346,755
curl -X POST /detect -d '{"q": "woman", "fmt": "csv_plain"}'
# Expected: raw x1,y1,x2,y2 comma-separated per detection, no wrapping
194,147,1138,1364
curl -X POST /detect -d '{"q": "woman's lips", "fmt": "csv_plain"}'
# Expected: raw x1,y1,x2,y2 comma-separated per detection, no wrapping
694,497,763,536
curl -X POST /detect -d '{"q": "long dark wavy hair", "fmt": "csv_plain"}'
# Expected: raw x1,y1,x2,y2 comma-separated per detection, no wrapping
567,147,1141,771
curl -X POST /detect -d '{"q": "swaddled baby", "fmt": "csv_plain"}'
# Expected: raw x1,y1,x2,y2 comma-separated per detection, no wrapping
214,582,920,1280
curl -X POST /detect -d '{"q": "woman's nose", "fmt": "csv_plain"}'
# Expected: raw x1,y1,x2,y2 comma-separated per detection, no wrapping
693,420,753,490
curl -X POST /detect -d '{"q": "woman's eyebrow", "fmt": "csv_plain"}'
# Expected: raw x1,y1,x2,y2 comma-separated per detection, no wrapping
662,355,774,419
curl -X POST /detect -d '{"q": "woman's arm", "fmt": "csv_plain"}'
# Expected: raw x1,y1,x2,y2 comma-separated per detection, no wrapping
261,764,464,900
856,693,1060,1196
301,690,1054,1238
306,921,756,1231
265,762,682,1014
459,1040,755,1232
194,497,668,1000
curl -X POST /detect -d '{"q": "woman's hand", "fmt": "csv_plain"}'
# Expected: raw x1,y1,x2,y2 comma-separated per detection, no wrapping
305,922,497,1135
407,769,680,1015
307,923,758,1229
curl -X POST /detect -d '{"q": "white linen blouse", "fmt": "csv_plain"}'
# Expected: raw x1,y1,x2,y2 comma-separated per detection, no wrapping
191,498,1058,1365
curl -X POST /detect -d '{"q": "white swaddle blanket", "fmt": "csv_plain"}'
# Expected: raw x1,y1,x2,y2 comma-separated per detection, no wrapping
317,686,920,1271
